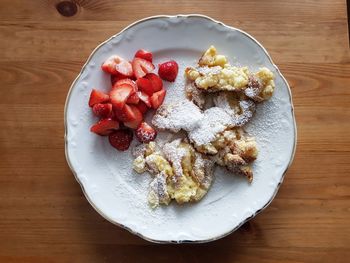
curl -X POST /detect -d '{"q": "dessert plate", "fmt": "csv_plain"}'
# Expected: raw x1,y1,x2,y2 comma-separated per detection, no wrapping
64,15,297,243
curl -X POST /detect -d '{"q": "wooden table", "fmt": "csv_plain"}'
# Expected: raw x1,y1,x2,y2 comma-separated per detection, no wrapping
1,0,349,262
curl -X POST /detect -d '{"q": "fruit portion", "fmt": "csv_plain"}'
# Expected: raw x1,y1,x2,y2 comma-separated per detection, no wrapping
108,129,133,151
132,58,155,79
135,122,157,143
92,103,112,118
90,118,119,136
110,84,134,110
150,89,166,109
144,73,163,93
123,105,143,129
101,55,133,77
89,51,176,150
158,60,179,82
89,89,109,107
134,49,153,62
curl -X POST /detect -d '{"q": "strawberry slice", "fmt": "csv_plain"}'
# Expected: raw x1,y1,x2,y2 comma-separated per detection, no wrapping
158,60,179,82
126,92,140,104
90,118,119,136
110,84,134,110
144,73,163,92
137,91,152,107
92,103,113,118
89,89,109,107
132,58,155,79
134,49,153,62
150,89,166,109
136,78,153,96
111,74,128,86
101,55,133,77
135,122,157,143
123,105,143,129
136,101,149,115
108,129,133,151
113,78,137,91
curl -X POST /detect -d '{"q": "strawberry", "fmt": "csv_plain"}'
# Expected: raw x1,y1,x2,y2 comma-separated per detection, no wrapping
90,118,119,136
144,73,163,93
111,74,128,86
126,92,140,104
134,49,153,62
88,89,109,107
123,105,143,129
113,78,137,91
114,104,141,122
136,78,153,96
136,101,149,115
135,122,157,143
158,60,179,82
101,55,133,77
110,84,134,110
137,91,152,107
150,89,166,109
108,129,133,151
132,58,155,79
92,103,113,118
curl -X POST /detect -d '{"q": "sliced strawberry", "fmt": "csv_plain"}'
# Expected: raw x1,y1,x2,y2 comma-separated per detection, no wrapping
132,58,155,79
158,60,179,82
108,129,133,151
134,49,153,62
89,89,109,107
136,78,153,96
111,74,128,86
92,103,113,118
150,89,166,109
90,118,119,136
123,105,143,129
101,55,133,77
144,73,163,92
137,91,152,107
135,122,157,143
113,78,137,91
136,101,149,115
110,84,134,110
126,92,140,104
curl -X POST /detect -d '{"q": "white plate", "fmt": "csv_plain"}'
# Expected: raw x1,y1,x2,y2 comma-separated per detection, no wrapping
64,15,297,243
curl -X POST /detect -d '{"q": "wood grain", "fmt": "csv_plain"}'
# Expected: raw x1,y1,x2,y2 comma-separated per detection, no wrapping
0,0,349,262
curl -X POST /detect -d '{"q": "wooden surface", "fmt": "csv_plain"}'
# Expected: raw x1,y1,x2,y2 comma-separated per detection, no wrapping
0,0,349,262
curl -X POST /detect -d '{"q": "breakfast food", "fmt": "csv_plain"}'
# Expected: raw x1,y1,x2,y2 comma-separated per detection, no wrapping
88,49,178,151
132,140,214,208
88,45,275,208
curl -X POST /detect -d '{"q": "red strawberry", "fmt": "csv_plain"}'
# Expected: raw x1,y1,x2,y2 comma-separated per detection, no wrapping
136,78,153,96
135,122,157,143
126,92,140,104
110,84,134,110
114,104,141,122
123,105,143,129
136,101,149,115
134,49,153,62
132,58,155,79
90,118,119,136
137,91,152,107
111,74,128,86
92,103,113,118
144,73,163,92
101,55,133,77
89,89,109,107
113,78,137,91
150,89,166,109
108,129,133,151
158,60,179,82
